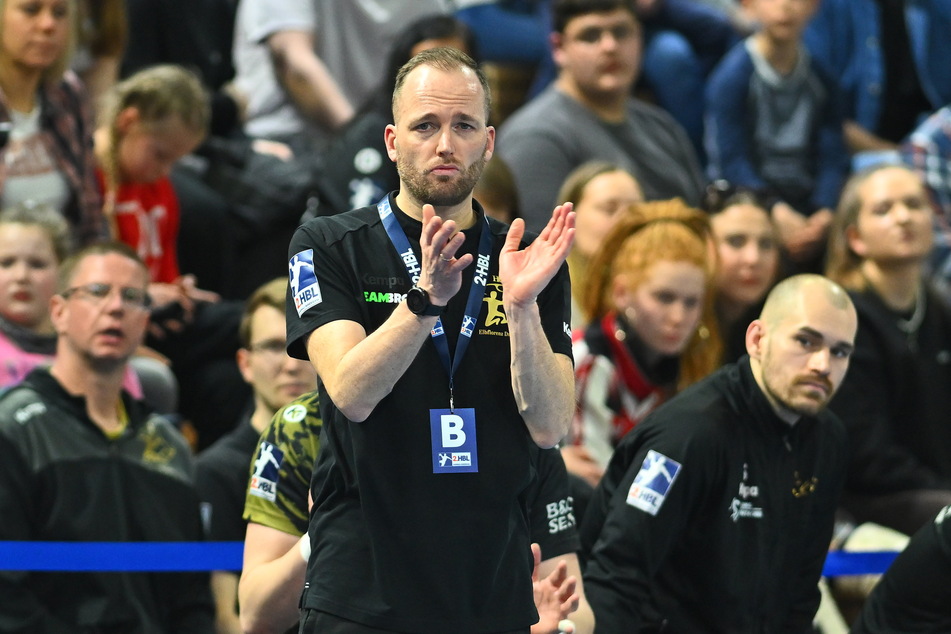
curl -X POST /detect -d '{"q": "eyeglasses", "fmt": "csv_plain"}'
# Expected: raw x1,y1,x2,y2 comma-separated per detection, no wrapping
247,338,288,357
61,283,152,311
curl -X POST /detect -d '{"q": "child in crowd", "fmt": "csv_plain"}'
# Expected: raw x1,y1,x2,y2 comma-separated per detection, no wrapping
704,0,848,271
567,199,721,493
0,203,151,400
94,64,247,448
94,64,217,320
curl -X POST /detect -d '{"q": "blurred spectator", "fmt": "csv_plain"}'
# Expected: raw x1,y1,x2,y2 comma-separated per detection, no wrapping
635,0,738,163
568,199,721,493
122,0,240,136
901,104,951,299
229,0,450,150
0,0,106,246
804,0,951,167
558,161,644,329
93,64,249,448
703,182,780,362
0,242,213,632
705,0,848,272
474,155,522,224
455,0,557,99
72,0,126,113
826,163,951,536
195,277,316,633
317,14,477,216
498,0,704,232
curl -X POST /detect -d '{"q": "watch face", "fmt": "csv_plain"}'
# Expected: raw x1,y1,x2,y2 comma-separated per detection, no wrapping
407,286,428,314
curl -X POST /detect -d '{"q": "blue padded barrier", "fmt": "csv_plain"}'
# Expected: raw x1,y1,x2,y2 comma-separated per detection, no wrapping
0,542,896,576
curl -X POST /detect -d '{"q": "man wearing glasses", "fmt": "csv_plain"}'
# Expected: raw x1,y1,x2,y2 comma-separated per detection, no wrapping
0,242,214,633
194,277,317,632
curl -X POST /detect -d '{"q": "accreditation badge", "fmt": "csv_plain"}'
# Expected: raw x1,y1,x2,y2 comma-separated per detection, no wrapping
430,408,478,473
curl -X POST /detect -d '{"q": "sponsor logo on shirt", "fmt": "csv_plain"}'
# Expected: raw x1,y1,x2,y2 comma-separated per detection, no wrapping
362,274,403,289
478,280,509,337
282,404,307,423
289,249,321,316
14,402,46,424
627,450,682,516
729,498,764,522
546,497,576,534
730,462,764,522
141,427,177,466
364,291,405,304
249,441,284,502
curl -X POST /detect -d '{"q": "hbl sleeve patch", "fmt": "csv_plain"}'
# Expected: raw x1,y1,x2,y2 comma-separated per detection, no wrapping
626,449,682,516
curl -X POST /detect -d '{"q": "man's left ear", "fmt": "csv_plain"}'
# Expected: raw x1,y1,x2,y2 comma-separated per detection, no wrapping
49,294,68,335
745,320,766,359
484,126,495,162
384,124,399,163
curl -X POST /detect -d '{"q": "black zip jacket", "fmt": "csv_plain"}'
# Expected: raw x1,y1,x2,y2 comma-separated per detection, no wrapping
581,358,847,633
0,368,213,633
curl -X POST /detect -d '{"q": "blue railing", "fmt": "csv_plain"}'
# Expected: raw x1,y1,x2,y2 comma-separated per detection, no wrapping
0,542,898,576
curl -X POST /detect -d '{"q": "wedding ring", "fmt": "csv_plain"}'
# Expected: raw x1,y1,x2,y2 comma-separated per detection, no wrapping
439,254,452,262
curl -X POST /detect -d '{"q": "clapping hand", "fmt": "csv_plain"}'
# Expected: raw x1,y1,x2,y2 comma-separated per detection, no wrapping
500,203,575,309
417,204,475,306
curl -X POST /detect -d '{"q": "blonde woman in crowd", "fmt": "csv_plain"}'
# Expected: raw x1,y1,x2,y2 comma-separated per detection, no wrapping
558,161,643,330
0,0,105,245
825,163,951,537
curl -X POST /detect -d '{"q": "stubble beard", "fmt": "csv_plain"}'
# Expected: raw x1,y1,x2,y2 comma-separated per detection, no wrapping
397,152,488,208
762,367,831,419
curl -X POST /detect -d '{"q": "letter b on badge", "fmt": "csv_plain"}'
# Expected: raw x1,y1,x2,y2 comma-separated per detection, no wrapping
430,408,478,473
441,414,466,447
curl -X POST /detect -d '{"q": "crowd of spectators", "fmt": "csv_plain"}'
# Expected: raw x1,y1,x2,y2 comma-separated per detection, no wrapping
2,0,951,631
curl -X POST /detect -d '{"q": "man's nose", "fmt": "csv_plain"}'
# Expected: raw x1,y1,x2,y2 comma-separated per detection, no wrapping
808,348,831,374
436,129,453,156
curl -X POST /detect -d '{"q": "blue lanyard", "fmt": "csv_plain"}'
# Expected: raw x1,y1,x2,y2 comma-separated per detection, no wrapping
377,196,493,409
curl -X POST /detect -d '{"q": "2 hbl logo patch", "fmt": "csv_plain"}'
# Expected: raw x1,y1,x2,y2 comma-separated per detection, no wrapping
290,249,321,316
627,450,682,516
249,441,284,502
430,409,478,473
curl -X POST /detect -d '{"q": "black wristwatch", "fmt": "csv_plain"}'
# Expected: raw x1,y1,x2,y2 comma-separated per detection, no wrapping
406,286,444,316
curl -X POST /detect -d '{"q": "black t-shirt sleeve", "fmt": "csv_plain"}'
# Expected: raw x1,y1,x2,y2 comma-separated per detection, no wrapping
529,448,581,559
536,258,573,361
286,219,367,360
